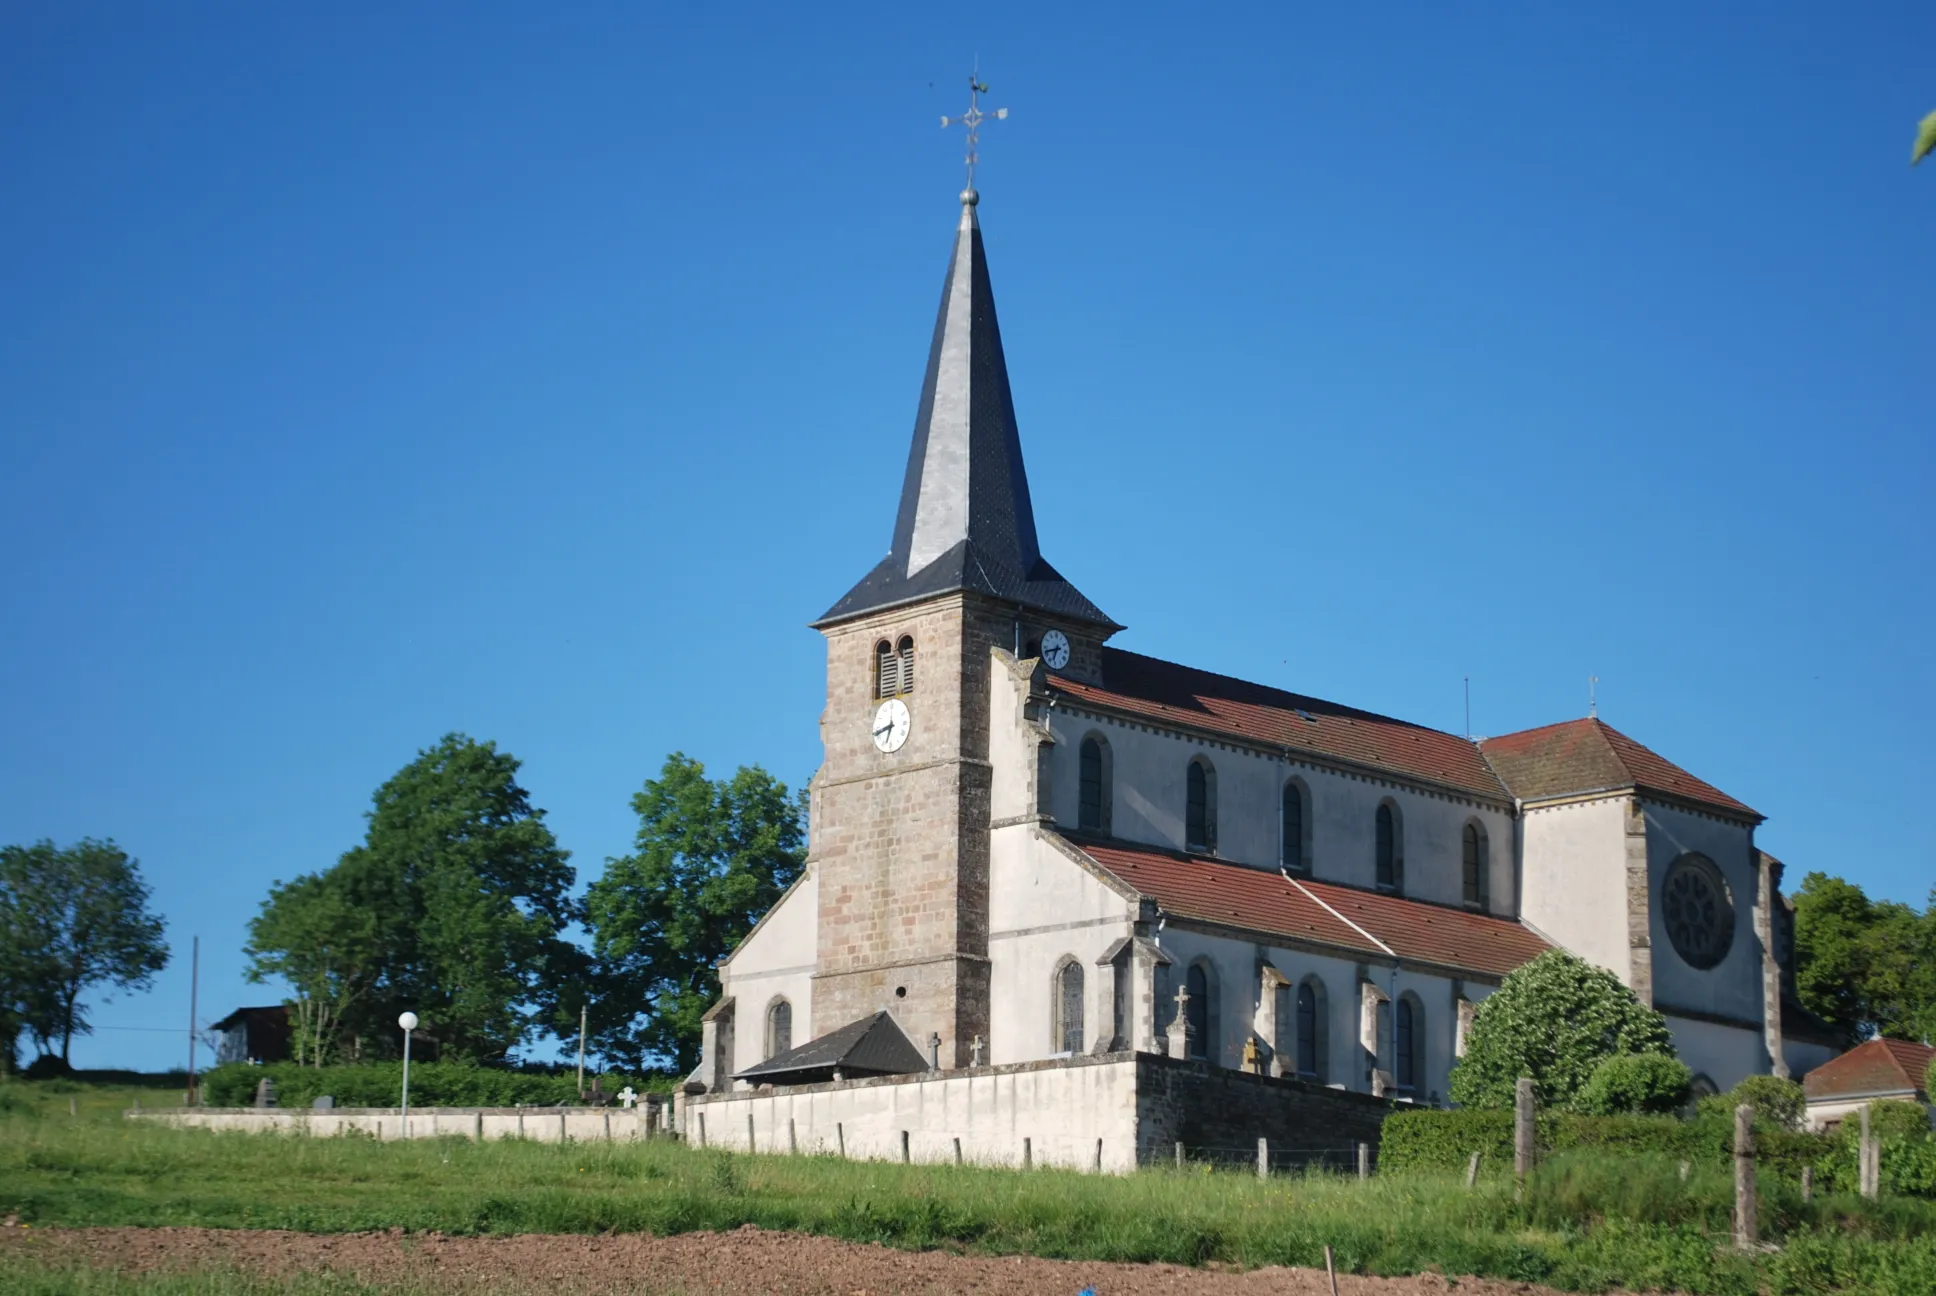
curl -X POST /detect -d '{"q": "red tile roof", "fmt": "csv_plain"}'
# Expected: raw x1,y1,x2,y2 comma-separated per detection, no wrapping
1479,718,1758,819
1070,835,1552,979
1803,1037,1935,1102
1051,649,1509,801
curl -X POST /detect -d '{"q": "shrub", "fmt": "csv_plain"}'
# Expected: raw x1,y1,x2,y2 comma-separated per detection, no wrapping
23,1054,74,1080
1574,1052,1691,1116
200,1060,675,1109
1449,950,1674,1112
1697,1074,1805,1130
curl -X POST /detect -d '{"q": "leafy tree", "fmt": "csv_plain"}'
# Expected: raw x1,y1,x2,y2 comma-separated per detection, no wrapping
583,753,806,1074
0,839,168,1064
1574,1052,1692,1116
1916,110,1936,166
1449,950,1674,1112
1699,1074,1805,1131
1793,872,1936,1043
246,734,576,1063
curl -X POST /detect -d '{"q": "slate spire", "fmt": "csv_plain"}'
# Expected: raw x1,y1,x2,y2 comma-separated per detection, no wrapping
816,191,1114,628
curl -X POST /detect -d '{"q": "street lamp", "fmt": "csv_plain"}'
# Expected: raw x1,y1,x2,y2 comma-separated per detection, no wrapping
398,1012,420,1139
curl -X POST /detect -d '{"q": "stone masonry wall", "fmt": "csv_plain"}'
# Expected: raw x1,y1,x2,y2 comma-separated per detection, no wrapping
1134,1054,1394,1170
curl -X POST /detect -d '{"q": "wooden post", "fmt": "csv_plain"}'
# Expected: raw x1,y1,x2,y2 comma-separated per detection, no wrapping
1465,1151,1480,1187
747,1113,756,1154
70,1097,77,1117
900,1129,910,1163
1859,1103,1878,1199
1022,1136,1032,1169
1175,1140,1185,1169
603,1111,612,1142
1801,1165,1813,1203
1095,1138,1103,1173
1514,1077,1536,1181
953,1136,962,1165
1257,1137,1269,1180
1733,1103,1757,1251
475,1111,484,1141
1323,1244,1340,1296
788,1118,797,1155
1356,1142,1369,1180
517,1109,525,1139
559,1112,567,1144
696,1112,706,1147
835,1121,844,1158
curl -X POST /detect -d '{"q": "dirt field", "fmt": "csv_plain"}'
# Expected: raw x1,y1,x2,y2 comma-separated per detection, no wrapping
0,1223,1629,1295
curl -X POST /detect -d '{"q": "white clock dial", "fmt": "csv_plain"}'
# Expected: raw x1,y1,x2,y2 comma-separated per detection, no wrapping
1040,629,1071,671
871,698,911,753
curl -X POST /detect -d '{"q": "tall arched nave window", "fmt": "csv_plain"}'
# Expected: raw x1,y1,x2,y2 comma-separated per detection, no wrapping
765,999,792,1060
1375,802,1403,894
1281,780,1308,873
1462,821,1489,912
1078,735,1111,834
1185,757,1217,854
1054,959,1084,1054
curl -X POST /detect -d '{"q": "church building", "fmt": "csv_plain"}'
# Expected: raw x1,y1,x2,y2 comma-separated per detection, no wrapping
685,179,1836,1167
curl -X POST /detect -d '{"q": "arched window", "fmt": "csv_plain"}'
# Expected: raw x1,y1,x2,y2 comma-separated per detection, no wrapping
1281,780,1308,873
1078,735,1111,834
875,640,899,698
1272,981,1293,1069
1375,802,1402,893
1295,980,1324,1081
1462,822,1489,911
1185,963,1210,1059
766,999,792,1060
1055,960,1084,1054
1185,757,1217,853
1395,996,1420,1092
897,635,915,693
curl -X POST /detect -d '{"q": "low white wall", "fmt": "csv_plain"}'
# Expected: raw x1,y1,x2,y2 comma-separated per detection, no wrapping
689,1055,1139,1172
131,1106,659,1143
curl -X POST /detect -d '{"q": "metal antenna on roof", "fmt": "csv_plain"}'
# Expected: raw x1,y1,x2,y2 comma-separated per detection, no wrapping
1589,675,1599,719
1464,677,1471,740
940,60,1008,199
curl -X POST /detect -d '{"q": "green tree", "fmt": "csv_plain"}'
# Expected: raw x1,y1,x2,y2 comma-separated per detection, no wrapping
246,735,576,1063
0,839,168,1065
1793,872,1936,1043
1915,110,1936,166
1698,1074,1805,1131
1449,950,1674,1112
1574,1051,1692,1116
583,754,806,1074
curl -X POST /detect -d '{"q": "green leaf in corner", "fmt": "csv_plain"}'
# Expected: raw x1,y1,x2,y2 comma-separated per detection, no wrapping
1914,109,1936,166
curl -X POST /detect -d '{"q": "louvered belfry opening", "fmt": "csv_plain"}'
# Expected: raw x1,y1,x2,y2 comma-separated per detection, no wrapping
875,640,899,698
897,635,915,692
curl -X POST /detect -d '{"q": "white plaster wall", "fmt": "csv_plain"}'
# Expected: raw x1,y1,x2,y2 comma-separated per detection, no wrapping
1645,803,1763,1026
987,829,1133,1065
1520,797,1632,982
720,869,819,1077
1046,709,1515,912
1804,1097,1934,1133
134,1107,657,1143
690,1058,1140,1172
1666,1015,1768,1093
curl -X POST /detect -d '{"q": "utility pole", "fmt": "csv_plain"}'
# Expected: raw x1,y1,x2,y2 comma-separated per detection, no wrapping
577,1002,588,1098
186,936,200,1106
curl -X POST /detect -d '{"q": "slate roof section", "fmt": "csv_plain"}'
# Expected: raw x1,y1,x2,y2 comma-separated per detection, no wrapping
1803,1037,1935,1102
732,1010,929,1085
1069,835,1553,979
1479,718,1758,819
816,195,1113,629
1049,649,1509,801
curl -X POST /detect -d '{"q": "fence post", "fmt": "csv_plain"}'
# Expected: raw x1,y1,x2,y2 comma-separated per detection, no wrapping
901,1130,910,1164
559,1112,567,1144
788,1118,797,1155
1465,1151,1480,1188
1095,1137,1103,1173
1514,1077,1536,1181
1801,1165,1813,1203
1257,1137,1269,1180
1733,1103,1757,1251
954,1136,962,1165
696,1112,706,1147
1175,1141,1184,1169
603,1111,612,1142
1022,1136,1032,1169
1356,1142,1369,1180
748,1113,756,1154
1860,1103,1878,1199
835,1121,844,1158
475,1111,484,1141
70,1097,77,1117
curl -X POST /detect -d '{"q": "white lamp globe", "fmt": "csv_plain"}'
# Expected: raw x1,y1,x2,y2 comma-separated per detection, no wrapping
398,1011,419,1031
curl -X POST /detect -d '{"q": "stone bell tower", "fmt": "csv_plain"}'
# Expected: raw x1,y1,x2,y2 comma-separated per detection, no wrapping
806,187,1117,1067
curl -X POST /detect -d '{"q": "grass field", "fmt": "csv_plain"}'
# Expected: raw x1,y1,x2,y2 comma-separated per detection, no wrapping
4,1079,1935,1294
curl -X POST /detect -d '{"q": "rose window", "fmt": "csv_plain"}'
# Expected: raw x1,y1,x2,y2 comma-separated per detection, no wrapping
1661,853,1734,970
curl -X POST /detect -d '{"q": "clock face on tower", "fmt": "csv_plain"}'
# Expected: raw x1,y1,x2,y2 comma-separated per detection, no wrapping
871,698,911,753
1040,629,1071,671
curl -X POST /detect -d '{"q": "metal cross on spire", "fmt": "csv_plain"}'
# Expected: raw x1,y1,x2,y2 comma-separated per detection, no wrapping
941,67,1008,199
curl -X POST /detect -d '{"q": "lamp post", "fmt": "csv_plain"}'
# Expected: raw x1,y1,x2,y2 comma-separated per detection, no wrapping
398,1012,419,1139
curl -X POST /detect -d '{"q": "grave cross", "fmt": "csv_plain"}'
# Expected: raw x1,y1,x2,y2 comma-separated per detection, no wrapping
970,1034,984,1067
618,1086,638,1109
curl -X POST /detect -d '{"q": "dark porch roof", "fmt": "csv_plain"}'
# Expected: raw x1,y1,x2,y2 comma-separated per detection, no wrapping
732,1011,930,1086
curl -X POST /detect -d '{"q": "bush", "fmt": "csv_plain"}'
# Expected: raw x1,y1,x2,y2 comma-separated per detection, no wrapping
1448,950,1675,1112
22,1054,74,1080
200,1060,676,1109
1697,1074,1805,1130
1574,1052,1691,1116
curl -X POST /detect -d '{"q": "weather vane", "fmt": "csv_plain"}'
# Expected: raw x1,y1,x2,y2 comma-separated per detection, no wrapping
941,65,1007,196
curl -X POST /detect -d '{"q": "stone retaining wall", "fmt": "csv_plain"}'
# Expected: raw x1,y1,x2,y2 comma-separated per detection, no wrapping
130,1105,657,1143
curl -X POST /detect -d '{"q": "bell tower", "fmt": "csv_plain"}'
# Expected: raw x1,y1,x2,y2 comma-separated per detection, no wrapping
806,187,1117,1066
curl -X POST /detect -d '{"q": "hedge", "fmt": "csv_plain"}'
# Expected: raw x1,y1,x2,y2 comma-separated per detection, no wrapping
201,1061,676,1109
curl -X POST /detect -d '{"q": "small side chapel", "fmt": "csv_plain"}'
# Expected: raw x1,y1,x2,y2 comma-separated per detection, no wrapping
685,176,1837,1165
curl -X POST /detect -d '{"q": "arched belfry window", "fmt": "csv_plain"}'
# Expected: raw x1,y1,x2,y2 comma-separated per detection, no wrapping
1281,780,1308,873
1055,959,1084,1054
1462,822,1489,912
1375,802,1403,894
766,999,792,1060
1185,757,1217,854
1395,995,1421,1093
875,636,916,698
1078,735,1112,834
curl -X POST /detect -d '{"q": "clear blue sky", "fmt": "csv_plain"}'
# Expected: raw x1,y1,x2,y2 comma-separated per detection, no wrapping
3,4,1930,1071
